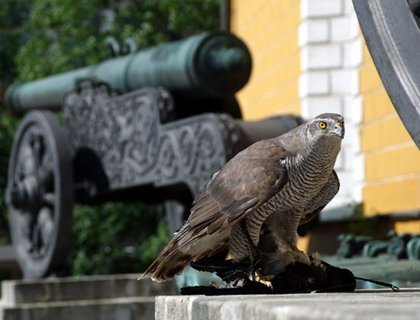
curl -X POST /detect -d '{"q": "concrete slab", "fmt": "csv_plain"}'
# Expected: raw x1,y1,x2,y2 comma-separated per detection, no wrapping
2,274,175,304
1,297,155,320
156,289,420,320
0,274,175,320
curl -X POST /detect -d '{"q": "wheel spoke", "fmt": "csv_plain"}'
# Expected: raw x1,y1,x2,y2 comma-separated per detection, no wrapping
30,134,45,169
14,160,26,182
15,212,32,248
19,143,36,177
30,221,42,254
38,207,54,251
39,150,54,181
42,192,55,206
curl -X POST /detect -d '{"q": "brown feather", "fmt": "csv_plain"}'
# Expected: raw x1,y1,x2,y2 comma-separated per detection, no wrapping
140,139,292,281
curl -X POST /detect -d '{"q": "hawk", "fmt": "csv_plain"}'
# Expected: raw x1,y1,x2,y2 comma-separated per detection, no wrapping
141,113,344,282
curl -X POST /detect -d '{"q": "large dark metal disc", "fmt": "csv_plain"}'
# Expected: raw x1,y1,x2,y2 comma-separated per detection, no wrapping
353,0,420,147
5,111,73,278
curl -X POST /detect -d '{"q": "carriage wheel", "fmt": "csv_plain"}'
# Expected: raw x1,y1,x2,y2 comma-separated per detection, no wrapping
353,0,420,147
5,111,73,278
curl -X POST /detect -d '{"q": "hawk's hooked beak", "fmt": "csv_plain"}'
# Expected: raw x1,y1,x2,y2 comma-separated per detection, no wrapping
334,123,345,139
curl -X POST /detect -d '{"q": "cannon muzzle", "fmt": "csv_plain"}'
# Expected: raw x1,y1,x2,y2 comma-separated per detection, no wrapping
6,31,252,115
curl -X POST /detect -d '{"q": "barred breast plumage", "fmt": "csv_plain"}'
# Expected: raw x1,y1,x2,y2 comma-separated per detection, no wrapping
241,138,340,255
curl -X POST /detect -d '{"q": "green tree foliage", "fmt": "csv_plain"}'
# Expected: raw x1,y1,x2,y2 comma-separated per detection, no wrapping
0,0,28,241
70,203,167,275
0,116,17,241
16,0,109,81
0,0,30,82
15,0,220,81
114,0,221,47
0,0,219,275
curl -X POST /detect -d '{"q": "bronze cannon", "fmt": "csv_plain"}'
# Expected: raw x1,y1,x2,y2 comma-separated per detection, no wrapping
4,32,303,278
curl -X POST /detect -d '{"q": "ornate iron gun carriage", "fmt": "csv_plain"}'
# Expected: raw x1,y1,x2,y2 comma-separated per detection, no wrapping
4,32,303,278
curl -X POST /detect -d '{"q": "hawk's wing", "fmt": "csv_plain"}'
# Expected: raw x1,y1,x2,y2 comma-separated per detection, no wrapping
141,139,292,281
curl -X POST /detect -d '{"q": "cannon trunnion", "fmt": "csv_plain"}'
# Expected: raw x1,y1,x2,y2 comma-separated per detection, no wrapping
5,32,303,278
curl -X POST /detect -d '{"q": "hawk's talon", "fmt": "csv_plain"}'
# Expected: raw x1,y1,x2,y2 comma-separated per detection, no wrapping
224,269,249,283
248,259,262,281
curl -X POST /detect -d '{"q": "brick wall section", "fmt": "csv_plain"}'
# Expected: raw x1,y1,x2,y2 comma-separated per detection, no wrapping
360,45,420,215
230,0,301,119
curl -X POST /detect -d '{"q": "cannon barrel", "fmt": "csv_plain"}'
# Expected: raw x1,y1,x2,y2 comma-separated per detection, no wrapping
234,115,304,148
6,31,252,115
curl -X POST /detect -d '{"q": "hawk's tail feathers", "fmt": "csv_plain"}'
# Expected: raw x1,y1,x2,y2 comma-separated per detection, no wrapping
138,240,192,282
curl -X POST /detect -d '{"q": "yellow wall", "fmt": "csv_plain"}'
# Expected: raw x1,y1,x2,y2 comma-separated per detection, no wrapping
395,220,420,234
230,1,419,217
360,44,420,215
230,0,301,120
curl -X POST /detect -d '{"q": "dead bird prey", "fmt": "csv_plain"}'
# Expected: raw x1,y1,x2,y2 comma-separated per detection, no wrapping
140,113,344,283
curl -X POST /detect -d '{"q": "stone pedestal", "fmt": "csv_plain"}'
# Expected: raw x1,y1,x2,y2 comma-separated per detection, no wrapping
156,289,420,320
0,274,175,320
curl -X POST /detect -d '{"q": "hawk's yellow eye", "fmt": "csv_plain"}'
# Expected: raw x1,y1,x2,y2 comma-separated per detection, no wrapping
319,122,327,129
